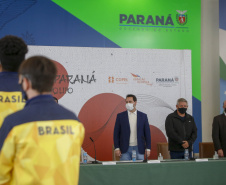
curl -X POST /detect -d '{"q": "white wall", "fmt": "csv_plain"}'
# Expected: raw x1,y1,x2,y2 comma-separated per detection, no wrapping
201,0,220,142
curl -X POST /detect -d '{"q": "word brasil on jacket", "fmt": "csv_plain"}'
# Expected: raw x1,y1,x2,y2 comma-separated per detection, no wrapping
38,125,74,135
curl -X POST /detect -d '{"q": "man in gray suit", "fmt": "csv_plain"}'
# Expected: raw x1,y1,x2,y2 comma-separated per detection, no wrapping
212,100,226,157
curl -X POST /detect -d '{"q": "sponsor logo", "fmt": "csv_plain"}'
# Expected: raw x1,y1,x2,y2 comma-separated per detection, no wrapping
108,76,128,84
108,76,114,83
131,73,152,86
176,10,187,26
155,77,179,87
174,76,179,82
131,74,140,77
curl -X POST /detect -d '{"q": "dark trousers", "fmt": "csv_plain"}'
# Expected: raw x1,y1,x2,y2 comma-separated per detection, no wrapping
170,151,192,159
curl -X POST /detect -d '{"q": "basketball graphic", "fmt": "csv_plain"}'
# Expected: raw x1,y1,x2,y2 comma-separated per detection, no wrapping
51,61,69,100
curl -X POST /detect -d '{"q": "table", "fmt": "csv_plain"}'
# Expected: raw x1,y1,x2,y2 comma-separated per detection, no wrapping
79,159,226,185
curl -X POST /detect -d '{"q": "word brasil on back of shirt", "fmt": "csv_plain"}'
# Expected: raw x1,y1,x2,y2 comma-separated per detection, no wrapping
0,94,25,103
38,125,74,135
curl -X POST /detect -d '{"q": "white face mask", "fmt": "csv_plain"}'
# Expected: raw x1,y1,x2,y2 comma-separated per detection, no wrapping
126,103,134,111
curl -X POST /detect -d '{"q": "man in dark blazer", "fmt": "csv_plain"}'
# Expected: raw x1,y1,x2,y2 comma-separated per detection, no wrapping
113,94,151,161
212,100,226,157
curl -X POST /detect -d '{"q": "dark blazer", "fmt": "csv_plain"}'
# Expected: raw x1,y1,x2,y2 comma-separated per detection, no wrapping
212,114,226,156
113,110,151,154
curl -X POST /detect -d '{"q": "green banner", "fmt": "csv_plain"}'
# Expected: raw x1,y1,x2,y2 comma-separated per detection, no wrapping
52,0,201,100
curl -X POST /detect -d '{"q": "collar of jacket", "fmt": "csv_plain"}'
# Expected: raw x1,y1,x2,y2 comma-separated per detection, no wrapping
173,110,188,121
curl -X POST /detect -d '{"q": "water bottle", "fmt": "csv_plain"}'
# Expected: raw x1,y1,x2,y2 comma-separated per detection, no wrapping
158,153,163,161
132,150,136,161
213,151,219,159
83,152,88,164
184,149,189,160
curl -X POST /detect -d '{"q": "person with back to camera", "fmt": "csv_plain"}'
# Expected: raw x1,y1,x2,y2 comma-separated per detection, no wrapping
0,35,28,130
0,56,85,185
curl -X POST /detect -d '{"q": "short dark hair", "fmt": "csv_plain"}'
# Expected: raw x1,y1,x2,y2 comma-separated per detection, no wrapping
19,56,57,93
223,101,226,106
126,94,137,102
0,35,28,72
177,98,188,105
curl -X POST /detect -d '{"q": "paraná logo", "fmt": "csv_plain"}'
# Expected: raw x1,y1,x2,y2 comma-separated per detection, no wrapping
176,10,188,26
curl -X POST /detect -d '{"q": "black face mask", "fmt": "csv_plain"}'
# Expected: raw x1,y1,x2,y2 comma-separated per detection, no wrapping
19,79,28,101
178,108,187,114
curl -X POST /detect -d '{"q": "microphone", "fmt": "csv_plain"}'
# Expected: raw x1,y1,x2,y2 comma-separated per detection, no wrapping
89,137,100,164
142,136,148,162
90,137,94,142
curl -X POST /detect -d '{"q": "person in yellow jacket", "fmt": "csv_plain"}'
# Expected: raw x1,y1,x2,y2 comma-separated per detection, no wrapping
0,56,85,185
0,35,28,129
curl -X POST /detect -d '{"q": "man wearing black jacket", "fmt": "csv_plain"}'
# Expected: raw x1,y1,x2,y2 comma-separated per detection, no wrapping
212,100,226,157
165,98,197,159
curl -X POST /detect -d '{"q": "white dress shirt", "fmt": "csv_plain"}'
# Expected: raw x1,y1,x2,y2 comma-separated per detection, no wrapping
128,110,137,146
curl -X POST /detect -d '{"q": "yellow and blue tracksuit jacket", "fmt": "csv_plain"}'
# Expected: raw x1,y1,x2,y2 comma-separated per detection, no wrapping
0,72,25,129
0,95,85,185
